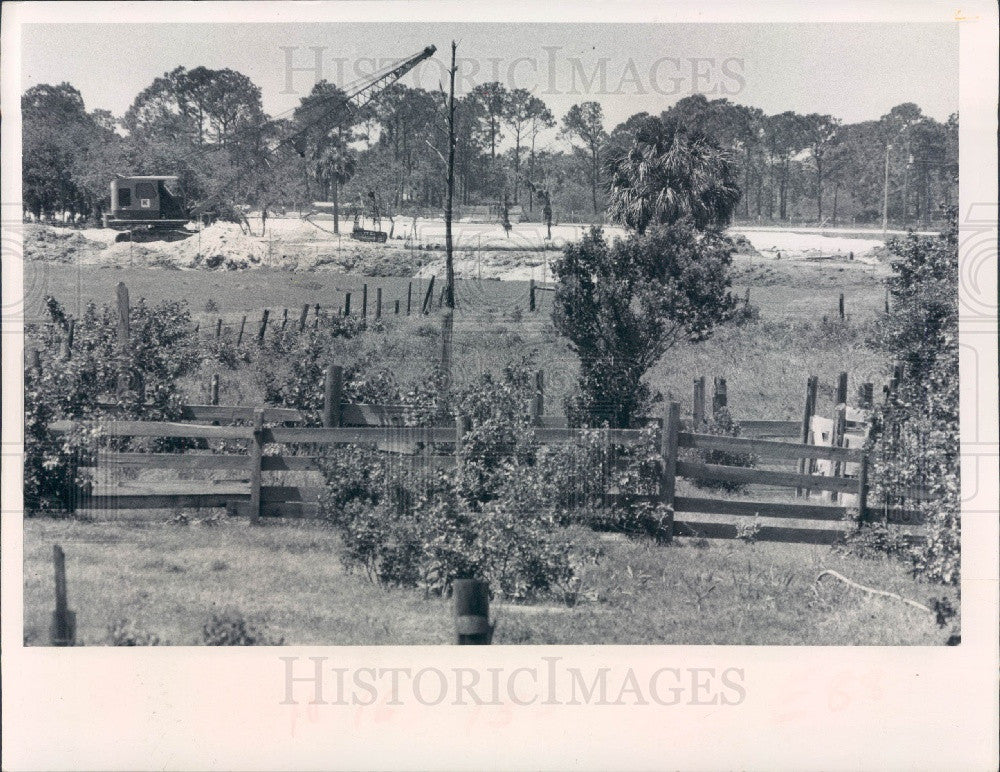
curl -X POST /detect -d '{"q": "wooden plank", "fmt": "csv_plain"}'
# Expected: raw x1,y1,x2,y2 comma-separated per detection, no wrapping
260,486,323,503
260,456,321,471
83,492,249,510
673,496,848,521
96,452,249,470
229,501,320,518
676,460,859,494
677,432,862,462
673,520,848,545
739,420,801,435
180,405,303,423
249,409,264,523
340,403,410,426
660,402,680,541
264,426,457,444
532,427,648,444
49,420,253,439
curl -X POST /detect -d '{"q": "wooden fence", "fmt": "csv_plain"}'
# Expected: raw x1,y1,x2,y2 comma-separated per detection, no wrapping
48,390,929,545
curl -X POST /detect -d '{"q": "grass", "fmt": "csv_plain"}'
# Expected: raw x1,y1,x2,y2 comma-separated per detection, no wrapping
23,517,954,646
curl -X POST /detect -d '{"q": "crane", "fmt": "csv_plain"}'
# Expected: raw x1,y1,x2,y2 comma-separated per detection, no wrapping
106,45,437,239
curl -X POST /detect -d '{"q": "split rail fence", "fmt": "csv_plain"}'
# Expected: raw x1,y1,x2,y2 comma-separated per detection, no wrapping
48,370,930,546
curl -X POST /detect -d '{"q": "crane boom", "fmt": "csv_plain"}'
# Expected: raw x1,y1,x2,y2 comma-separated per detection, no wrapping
186,44,438,221
346,45,436,111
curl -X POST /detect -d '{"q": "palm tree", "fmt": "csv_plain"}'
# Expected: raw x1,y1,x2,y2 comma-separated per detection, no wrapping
317,144,356,233
606,117,741,233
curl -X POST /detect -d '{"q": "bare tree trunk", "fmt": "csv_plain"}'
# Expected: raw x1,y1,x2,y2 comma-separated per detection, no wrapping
444,41,457,310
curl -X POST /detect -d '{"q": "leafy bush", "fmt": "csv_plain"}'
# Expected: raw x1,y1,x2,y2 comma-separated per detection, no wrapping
317,358,680,601
108,619,161,646
551,222,738,427
24,296,199,513
866,210,959,585
201,610,284,645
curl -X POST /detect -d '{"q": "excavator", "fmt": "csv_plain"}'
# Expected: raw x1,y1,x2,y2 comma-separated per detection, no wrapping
104,45,437,242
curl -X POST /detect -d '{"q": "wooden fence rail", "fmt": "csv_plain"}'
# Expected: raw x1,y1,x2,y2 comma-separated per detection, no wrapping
47,397,928,543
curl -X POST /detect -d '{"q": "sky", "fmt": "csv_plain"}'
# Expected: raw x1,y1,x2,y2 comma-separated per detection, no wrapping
21,22,958,143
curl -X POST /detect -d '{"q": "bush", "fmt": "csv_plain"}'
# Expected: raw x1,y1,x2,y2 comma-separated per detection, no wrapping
108,619,161,646
201,610,284,645
551,222,738,427
317,358,682,601
24,296,199,513
865,211,960,585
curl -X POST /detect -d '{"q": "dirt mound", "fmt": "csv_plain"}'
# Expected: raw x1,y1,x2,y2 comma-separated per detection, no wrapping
22,224,107,263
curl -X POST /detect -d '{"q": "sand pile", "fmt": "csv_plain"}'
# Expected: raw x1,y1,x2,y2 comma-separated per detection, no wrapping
21,225,107,263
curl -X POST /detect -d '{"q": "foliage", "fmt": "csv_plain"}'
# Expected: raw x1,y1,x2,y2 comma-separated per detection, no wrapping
108,619,162,646
866,210,959,584
317,359,684,601
24,296,200,512
201,609,284,645
552,224,738,427
606,115,741,233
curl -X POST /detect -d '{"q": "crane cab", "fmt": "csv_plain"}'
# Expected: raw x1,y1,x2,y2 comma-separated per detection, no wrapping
105,175,188,231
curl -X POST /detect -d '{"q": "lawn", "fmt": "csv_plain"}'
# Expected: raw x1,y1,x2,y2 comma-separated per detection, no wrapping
23,517,954,646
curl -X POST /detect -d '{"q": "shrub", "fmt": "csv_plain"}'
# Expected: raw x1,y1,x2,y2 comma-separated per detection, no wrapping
201,610,284,645
24,296,199,513
108,619,161,646
317,358,681,601
865,211,959,585
551,222,738,427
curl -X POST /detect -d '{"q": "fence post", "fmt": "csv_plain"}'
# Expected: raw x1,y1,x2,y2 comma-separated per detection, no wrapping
454,578,492,645
323,365,344,427
422,275,435,314
51,544,76,646
797,375,818,496
62,318,75,360
407,282,413,315
693,377,705,428
299,304,309,331
533,370,545,424
210,374,219,406
216,317,223,341
236,315,247,347
116,281,130,395
712,377,727,417
376,287,382,319
838,293,845,320
884,286,890,314
395,299,400,315
249,409,264,523
362,284,368,318
281,308,288,330
529,278,536,311
257,309,269,343
831,404,847,502
344,292,351,316
836,371,849,405
657,401,680,542
859,382,874,409
856,453,870,525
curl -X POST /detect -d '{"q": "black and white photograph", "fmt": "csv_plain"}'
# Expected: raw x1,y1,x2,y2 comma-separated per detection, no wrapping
2,1,997,769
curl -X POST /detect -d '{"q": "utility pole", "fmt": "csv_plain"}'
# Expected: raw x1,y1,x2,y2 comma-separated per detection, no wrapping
445,40,457,310
881,142,891,235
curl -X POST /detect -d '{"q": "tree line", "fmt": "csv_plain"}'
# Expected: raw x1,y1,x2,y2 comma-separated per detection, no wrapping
22,66,957,228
